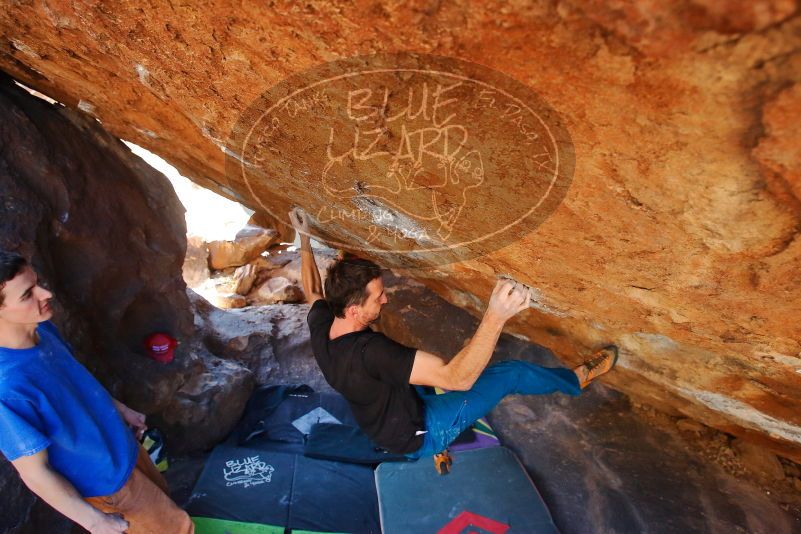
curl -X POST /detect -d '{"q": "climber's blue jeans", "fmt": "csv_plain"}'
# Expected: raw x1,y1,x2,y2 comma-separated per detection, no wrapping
406,360,582,459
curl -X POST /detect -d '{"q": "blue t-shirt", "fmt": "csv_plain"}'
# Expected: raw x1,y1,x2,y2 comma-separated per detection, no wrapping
0,321,138,497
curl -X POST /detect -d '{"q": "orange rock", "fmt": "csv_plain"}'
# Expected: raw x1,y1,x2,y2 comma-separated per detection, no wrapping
251,276,304,305
210,293,248,309
183,235,210,288
207,227,279,270
1,1,799,460
733,438,786,481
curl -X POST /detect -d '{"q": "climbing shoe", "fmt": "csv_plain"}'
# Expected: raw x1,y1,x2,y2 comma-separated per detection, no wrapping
434,449,453,475
574,345,619,389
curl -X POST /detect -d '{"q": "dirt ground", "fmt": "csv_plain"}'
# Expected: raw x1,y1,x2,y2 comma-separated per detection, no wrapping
630,401,801,515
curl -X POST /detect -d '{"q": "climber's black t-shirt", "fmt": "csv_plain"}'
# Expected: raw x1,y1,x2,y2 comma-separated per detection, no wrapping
307,299,424,454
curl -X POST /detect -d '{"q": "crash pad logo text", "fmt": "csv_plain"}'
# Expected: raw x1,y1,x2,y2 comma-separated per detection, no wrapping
223,455,275,488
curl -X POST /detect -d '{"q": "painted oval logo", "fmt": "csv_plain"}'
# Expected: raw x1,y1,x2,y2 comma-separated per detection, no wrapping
227,53,574,267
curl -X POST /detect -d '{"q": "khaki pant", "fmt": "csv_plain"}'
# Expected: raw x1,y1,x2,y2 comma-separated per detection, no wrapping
85,445,194,533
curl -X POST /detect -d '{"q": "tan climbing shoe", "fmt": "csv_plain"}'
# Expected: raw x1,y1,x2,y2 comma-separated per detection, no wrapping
574,345,619,389
434,449,453,475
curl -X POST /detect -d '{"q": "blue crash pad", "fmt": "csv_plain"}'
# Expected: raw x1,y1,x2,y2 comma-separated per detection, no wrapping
375,446,558,533
186,444,380,533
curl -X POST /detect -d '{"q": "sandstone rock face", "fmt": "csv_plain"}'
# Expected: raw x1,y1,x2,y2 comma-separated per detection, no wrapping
734,438,787,481
232,262,259,295
209,292,248,309
0,74,196,531
0,74,197,414
190,289,330,390
207,226,279,270
1,2,799,459
194,247,333,306
0,75,257,529
246,247,337,305
251,276,304,304
152,348,254,453
183,234,210,287
249,211,295,245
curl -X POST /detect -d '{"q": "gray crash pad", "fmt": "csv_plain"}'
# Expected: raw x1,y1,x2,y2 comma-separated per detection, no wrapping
375,446,558,533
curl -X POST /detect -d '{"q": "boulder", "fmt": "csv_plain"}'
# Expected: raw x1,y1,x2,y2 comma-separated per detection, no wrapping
734,438,786,481
190,289,330,389
260,250,295,271
0,75,195,530
152,349,254,453
232,262,259,295
249,211,295,245
250,276,304,305
676,418,706,434
207,226,279,270
210,292,248,309
257,248,337,297
0,74,203,416
183,234,210,288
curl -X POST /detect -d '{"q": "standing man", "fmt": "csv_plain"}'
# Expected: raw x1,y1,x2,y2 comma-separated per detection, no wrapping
290,208,618,459
0,250,193,533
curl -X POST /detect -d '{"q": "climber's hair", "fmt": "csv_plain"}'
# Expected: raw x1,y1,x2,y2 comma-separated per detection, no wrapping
0,250,28,308
324,255,382,318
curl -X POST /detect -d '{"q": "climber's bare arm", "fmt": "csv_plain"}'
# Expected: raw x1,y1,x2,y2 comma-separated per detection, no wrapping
299,237,324,303
12,449,129,532
289,208,324,303
409,280,529,391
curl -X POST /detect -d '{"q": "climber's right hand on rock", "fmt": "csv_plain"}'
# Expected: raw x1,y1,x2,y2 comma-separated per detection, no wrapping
486,278,530,322
288,207,311,234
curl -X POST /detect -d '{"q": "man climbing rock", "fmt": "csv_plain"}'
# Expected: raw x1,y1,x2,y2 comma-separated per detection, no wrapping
0,250,193,534
290,208,618,459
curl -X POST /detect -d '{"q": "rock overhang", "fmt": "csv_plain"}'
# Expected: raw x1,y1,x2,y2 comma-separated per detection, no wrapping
0,1,799,459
